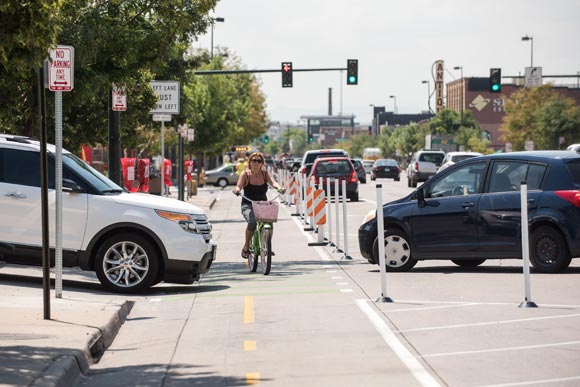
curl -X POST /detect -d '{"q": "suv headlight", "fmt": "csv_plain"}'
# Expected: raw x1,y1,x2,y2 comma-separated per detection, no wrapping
155,210,199,233
362,209,376,225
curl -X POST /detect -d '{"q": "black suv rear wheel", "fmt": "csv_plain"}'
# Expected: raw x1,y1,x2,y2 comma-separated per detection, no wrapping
530,226,571,273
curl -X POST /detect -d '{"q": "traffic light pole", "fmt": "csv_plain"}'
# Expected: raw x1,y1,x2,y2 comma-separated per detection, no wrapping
194,67,348,75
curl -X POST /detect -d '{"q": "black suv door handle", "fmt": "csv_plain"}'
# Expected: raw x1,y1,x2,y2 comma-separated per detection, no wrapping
462,202,475,208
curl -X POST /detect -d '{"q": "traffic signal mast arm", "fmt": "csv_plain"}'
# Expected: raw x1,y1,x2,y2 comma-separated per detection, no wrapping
194,67,350,75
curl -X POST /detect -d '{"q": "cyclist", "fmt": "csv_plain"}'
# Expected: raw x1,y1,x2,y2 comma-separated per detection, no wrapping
233,152,284,259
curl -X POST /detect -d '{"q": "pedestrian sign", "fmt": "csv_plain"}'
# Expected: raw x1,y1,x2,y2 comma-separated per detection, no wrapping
48,46,74,92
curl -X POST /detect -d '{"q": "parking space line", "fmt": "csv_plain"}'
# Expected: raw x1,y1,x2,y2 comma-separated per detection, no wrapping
398,313,580,333
356,299,441,387
475,375,580,387
423,340,580,358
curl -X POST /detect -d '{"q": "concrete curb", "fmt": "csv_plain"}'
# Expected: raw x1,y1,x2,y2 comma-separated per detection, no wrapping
33,300,135,387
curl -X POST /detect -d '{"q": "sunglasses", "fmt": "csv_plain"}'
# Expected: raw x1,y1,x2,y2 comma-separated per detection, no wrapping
250,159,263,164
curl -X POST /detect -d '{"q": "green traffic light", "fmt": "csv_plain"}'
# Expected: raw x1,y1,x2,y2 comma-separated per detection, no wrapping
348,76,356,84
492,84,500,91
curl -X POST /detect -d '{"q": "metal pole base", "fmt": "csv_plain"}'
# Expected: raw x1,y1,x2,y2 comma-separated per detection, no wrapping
291,213,300,216
308,242,328,246
303,227,314,231
342,255,353,260
518,301,538,308
376,296,394,303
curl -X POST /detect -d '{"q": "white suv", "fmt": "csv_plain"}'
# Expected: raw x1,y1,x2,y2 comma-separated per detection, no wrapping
0,134,216,293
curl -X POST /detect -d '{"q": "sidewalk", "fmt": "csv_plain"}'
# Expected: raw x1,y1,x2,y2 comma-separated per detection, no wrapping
0,187,219,387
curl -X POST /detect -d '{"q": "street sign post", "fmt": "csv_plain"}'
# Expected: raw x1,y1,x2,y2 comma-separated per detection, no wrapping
525,67,542,88
48,46,74,91
112,83,127,111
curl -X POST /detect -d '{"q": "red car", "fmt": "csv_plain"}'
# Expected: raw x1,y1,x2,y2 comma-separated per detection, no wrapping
308,157,359,201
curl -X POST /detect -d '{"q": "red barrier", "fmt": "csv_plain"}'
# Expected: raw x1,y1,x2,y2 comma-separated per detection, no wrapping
137,158,150,193
185,160,194,181
121,158,137,192
163,158,172,187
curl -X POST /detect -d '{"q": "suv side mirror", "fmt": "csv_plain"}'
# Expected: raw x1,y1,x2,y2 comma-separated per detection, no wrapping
416,188,426,208
63,178,84,193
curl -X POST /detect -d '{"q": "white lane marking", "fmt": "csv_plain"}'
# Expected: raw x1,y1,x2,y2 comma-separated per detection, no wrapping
398,313,580,333
356,299,441,387
149,298,162,303
336,282,349,286
326,270,337,273
331,276,343,280
340,289,353,293
423,340,580,358
475,375,580,387
388,303,478,312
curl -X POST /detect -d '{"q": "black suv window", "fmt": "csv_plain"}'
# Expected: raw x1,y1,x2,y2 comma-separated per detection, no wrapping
419,153,445,166
428,161,486,198
566,160,580,184
0,148,41,187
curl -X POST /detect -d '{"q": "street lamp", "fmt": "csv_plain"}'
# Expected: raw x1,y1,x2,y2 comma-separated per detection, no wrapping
421,80,431,121
521,34,534,67
210,17,225,59
389,95,397,114
453,66,464,125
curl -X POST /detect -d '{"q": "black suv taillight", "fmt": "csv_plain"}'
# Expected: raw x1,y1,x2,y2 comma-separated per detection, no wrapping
555,190,580,207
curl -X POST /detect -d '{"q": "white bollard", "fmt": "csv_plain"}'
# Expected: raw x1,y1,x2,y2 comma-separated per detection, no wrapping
519,182,537,308
334,178,341,252
376,184,392,302
342,179,351,259
327,177,333,245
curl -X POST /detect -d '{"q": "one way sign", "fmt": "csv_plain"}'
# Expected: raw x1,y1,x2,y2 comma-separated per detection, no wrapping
48,45,74,92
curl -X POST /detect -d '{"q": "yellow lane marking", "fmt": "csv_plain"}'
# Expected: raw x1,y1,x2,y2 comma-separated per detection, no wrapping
244,340,257,351
243,296,255,323
246,372,260,385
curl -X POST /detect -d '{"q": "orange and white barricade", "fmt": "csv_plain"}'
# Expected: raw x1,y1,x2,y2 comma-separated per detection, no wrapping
308,189,328,246
304,176,315,231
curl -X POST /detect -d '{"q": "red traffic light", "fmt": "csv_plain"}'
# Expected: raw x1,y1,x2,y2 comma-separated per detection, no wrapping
282,62,293,88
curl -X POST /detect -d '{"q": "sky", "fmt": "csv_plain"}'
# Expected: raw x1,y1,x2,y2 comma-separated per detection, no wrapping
193,0,580,125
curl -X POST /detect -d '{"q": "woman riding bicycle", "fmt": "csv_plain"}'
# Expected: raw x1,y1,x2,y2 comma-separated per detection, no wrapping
233,152,284,259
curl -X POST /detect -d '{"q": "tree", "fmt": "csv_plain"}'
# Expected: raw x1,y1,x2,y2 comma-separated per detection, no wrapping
342,133,377,158
500,84,580,150
0,1,64,134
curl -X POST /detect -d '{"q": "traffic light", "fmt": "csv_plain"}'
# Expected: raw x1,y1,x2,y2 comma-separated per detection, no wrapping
347,59,358,85
308,134,314,143
490,68,502,93
281,62,293,88
263,135,270,143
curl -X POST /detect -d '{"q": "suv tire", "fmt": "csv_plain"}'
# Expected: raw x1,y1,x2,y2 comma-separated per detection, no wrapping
372,228,417,272
530,226,571,273
95,233,160,293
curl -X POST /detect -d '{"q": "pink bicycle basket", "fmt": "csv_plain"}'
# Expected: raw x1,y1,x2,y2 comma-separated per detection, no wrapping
252,201,279,223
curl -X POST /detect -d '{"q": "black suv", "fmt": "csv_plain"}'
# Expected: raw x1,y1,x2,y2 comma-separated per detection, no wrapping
359,151,580,273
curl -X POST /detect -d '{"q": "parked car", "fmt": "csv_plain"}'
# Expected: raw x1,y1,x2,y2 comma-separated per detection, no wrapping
567,143,580,153
363,160,374,174
370,159,401,181
204,164,237,187
359,151,580,273
406,150,446,187
300,149,350,176
438,151,483,172
0,134,216,293
308,157,359,201
351,158,367,184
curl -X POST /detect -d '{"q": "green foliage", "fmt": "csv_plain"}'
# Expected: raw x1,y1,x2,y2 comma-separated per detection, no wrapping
500,84,580,150
342,133,377,158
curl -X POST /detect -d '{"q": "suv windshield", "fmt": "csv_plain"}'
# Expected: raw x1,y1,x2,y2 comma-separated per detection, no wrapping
62,153,124,193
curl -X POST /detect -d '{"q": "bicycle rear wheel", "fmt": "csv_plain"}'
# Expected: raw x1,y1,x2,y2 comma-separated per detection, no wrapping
248,245,258,273
260,227,272,275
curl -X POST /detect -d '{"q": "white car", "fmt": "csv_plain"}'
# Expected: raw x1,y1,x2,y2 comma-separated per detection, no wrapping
0,134,217,293
438,151,483,173
566,143,580,153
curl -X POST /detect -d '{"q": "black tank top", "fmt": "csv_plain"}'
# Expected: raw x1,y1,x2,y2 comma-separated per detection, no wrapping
242,171,268,205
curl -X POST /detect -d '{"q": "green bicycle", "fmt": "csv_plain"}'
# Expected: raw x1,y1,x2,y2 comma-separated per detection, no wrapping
241,192,281,275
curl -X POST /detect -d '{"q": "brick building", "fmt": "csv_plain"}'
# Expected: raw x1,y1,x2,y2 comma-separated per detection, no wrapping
447,77,580,150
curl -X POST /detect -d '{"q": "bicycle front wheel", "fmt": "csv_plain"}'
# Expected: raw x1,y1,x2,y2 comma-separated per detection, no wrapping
260,227,272,275
248,245,258,273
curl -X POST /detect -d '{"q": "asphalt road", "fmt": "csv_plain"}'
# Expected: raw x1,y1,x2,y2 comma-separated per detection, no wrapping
73,176,580,387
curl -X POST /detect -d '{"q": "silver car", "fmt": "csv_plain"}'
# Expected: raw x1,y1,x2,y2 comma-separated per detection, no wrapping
204,164,238,187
